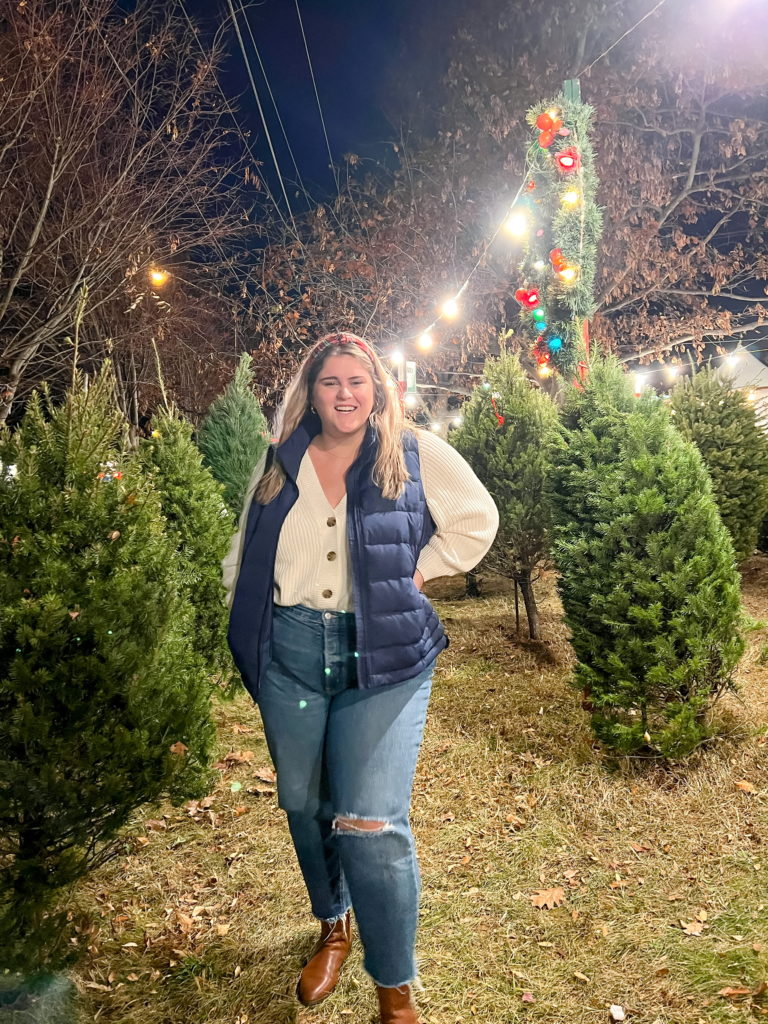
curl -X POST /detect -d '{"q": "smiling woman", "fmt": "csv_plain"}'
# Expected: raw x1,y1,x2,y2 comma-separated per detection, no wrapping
221,330,498,1023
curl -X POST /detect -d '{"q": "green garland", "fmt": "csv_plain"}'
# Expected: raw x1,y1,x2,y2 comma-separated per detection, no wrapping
512,88,603,374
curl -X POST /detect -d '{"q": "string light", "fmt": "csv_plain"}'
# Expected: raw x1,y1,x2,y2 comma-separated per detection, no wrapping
561,188,581,206
440,297,460,319
634,373,647,396
533,259,546,271
404,393,418,408
747,390,757,402
538,364,553,378
664,364,679,381
452,415,463,427
389,349,404,366
148,268,169,287
725,353,739,369
417,331,434,352
557,266,578,283
503,209,528,238
430,421,442,432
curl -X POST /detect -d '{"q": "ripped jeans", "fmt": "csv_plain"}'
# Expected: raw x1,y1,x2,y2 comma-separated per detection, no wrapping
257,603,434,988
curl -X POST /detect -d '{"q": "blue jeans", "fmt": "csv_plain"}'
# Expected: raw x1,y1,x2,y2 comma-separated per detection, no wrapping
257,604,434,988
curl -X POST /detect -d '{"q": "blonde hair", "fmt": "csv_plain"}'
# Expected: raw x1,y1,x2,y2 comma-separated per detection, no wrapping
254,333,409,504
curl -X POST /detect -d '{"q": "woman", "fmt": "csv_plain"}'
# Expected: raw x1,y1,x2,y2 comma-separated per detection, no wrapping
223,332,498,1023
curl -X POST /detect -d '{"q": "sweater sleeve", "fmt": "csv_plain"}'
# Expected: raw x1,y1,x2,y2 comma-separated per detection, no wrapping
415,430,499,582
221,450,269,608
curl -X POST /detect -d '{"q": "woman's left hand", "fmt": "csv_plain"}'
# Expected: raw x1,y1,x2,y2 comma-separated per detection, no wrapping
413,569,424,591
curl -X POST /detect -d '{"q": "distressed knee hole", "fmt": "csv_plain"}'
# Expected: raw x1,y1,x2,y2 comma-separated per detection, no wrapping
333,815,390,834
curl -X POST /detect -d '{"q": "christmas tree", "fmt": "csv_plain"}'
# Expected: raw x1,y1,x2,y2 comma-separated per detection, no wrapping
197,352,269,513
138,409,233,680
669,366,768,562
0,368,214,972
450,351,558,638
550,357,744,757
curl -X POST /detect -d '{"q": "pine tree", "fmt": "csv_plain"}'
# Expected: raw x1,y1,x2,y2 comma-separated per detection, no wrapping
669,366,768,562
138,409,233,680
450,351,558,638
550,358,744,758
197,353,269,512
0,368,215,972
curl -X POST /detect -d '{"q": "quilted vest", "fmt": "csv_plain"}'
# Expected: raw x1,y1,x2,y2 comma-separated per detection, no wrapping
227,414,447,699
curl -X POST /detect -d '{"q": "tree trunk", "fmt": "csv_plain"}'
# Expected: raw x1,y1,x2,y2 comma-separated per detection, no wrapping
516,570,539,640
465,570,480,597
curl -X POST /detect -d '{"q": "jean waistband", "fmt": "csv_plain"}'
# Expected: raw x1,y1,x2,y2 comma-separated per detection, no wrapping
273,604,356,625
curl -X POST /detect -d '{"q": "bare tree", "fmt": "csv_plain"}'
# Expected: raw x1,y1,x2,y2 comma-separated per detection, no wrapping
0,0,254,424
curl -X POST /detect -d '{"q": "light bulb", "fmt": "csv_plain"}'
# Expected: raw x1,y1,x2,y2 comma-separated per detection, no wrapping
538,364,553,378
665,365,679,380
634,373,647,395
440,297,459,319
404,393,418,408
725,353,739,369
558,266,578,283
561,189,581,206
149,268,169,287
503,210,528,237
417,332,434,352
430,421,442,432
452,415,463,427
389,349,404,365
533,259,546,271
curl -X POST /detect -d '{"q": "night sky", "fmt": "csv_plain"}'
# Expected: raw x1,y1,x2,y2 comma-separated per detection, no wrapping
185,0,430,194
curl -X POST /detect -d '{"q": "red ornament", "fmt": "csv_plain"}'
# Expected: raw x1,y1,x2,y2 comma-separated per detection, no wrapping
538,129,556,149
526,179,536,191
515,287,540,309
555,147,581,173
490,396,505,427
535,112,554,132
549,248,567,271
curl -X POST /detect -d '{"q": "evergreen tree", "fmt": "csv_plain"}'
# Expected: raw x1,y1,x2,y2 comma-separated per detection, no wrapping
450,351,558,638
197,353,269,512
550,358,744,758
0,368,214,972
138,409,233,680
669,366,768,562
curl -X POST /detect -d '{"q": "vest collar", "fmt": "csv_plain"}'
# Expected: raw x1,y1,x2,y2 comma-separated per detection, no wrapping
276,412,377,482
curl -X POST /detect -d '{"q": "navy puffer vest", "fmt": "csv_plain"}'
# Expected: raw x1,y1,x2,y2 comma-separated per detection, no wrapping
227,414,447,699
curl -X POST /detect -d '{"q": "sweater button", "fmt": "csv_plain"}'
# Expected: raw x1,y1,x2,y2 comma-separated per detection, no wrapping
327,516,336,527
327,551,337,561
322,589,333,599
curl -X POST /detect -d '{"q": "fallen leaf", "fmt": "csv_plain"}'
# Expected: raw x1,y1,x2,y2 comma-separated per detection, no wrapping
231,724,254,734
126,973,139,982
681,919,705,936
521,991,535,1003
574,971,590,983
718,987,752,999
233,805,249,816
735,780,756,794
216,923,230,936
610,878,631,889
169,742,188,755
530,887,565,909
108,530,121,541
254,766,276,782
609,1005,626,1021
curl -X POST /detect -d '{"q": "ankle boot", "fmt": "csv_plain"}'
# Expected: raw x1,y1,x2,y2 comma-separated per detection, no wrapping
376,983,421,1024
296,912,352,1007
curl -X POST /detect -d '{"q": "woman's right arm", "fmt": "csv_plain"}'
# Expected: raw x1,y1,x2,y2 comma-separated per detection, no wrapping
221,449,269,608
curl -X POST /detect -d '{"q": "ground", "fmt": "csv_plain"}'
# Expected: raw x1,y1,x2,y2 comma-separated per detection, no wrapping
70,561,768,1024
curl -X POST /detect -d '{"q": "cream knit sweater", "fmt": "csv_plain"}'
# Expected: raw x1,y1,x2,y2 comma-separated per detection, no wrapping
222,429,498,611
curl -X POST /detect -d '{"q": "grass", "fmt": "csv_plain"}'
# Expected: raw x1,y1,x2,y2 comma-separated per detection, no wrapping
67,559,768,1024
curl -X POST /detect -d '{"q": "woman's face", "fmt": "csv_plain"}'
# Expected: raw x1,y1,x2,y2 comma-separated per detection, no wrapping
311,353,376,438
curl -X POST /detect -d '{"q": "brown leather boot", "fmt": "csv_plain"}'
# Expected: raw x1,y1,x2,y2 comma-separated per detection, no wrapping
296,912,352,1007
376,983,421,1024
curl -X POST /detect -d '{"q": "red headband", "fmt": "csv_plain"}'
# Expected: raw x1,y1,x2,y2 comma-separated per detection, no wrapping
309,332,375,363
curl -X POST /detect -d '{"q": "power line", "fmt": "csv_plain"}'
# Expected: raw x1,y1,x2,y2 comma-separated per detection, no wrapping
580,0,669,76
236,0,310,201
225,0,296,226
294,0,337,188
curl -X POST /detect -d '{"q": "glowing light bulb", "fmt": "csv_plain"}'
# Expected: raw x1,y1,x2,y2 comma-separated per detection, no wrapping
481,382,492,391
558,266,578,283
725,353,739,369
417,331,434,352
452,415,463,427
748,390,757,402
548,337,563,351
532,307,546,320
430,421,442,432
634,373,647,396
389,349,404,365
538,364,553,378
441,297,459,319
503,210,528,237
547,108,559,120
561,189,581,206
404,393,418,408
665,364,679,381
533,259,546,271
149,268,169,287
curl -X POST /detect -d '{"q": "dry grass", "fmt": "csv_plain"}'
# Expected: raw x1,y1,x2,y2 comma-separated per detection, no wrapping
68,561,768,1024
